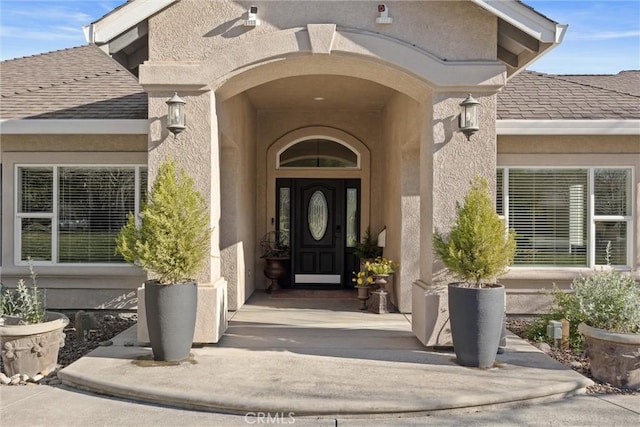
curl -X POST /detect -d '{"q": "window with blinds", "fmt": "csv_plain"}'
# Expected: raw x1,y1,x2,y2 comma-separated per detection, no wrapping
594,169,631,265
499,167,632,268
16,165,146,265
508,169,588,266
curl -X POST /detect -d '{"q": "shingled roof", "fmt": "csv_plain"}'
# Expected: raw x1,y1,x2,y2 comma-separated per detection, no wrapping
1,45,638,122
0,45,147,120
497,70,640,120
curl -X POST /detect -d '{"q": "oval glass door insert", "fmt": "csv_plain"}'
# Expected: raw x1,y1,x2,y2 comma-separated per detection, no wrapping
308,190,328,240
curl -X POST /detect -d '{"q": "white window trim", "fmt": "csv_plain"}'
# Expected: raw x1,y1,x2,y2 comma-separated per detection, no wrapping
15,164,147,267
498,166,634,269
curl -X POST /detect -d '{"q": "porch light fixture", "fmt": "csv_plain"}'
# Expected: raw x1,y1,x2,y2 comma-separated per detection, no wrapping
244,5,260,27
166,92,186,137
376,4,393,24
459,93,480,141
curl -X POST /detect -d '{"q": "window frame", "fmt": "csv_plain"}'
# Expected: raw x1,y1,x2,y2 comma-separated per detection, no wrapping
14,164,147,267
498,166,634,269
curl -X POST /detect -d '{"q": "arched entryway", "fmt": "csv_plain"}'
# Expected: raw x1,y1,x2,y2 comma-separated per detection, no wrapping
266,128,370,288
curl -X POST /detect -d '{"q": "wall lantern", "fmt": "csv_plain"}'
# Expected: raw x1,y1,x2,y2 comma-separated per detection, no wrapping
459,93,480,141
166,92,186,137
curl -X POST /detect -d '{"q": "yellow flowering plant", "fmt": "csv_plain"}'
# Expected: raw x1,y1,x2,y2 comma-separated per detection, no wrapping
352,257,399,287
365,257,399,276
352,270,375,287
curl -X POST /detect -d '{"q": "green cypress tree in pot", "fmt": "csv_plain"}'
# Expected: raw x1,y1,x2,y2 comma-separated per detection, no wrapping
116,159,211,362
433,177,516,368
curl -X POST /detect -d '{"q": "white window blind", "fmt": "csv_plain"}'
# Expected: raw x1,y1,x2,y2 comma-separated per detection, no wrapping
58,167,135,263
508,169,588,266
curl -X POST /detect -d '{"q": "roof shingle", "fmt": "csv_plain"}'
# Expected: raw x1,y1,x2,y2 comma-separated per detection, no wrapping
1,45,638,122
0,45,147,120
498,70,640,120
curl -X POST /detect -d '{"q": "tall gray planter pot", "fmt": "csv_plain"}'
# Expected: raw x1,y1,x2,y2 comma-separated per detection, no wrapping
448,283,505,368
145,280,197,362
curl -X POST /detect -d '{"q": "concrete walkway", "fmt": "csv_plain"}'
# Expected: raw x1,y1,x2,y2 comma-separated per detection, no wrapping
2,291,639,425
50,291,601,417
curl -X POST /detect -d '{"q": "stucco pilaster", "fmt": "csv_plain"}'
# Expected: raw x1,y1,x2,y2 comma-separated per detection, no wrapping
413,91,498,347
147,90,222,284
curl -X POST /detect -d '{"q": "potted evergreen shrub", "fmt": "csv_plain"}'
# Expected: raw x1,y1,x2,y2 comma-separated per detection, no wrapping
354,227,382,262
433,177,516,368
0,262,69,377
116,159,210,362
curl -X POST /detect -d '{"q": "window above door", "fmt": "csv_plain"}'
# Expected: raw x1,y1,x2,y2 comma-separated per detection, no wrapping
278,139,358,168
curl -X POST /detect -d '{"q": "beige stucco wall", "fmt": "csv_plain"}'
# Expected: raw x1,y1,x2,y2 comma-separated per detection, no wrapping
498,134,640,314
137,0,507,315
219,93,258,310
381,92,422,312
431,93,499,284
148,1,496,63
0,134,147,309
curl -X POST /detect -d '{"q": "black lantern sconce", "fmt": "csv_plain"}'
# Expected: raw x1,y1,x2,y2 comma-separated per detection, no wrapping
166,92,186,137
459,93,480,141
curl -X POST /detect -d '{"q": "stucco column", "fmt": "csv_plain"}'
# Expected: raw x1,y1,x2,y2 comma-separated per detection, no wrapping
413,92,497,347
140,89,228,343
147,90,223,284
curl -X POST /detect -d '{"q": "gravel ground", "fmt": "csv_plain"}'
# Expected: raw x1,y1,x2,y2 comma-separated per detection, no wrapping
2,313,637,395
507,319,638,395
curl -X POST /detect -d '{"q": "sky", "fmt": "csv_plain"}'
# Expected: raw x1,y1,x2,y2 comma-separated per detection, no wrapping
0,0,639,74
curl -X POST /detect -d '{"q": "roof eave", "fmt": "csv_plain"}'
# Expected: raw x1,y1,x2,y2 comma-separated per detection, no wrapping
0,119,149,135
497,119,640,135
471,0,562,42
84,0,177,44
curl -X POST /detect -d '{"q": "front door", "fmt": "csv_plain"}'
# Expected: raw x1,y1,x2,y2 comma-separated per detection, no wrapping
276,178,360,288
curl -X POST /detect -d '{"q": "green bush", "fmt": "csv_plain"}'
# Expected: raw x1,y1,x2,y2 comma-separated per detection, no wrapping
529,269,640,349
558,270,640,334
116,160,211,284
0,262,45,324
433,177,516,287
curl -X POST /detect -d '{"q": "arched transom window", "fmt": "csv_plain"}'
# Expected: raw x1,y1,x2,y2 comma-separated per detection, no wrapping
278,139,359,168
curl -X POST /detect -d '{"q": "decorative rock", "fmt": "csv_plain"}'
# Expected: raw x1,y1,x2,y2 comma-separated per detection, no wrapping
569,361,582,370
0,373,10,385
20,374,30,382
10,376,20,385
47,378,62,386
31,374,44,382
534,342,552,354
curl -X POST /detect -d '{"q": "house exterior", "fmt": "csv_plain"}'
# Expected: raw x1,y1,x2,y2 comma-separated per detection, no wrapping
1,1,638,345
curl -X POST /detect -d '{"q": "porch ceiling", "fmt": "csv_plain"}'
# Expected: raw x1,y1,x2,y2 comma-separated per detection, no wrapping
244,75,395,111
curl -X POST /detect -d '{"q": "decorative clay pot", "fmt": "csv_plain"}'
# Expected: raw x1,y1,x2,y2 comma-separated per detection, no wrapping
578,323,640,389
0,312,69,377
